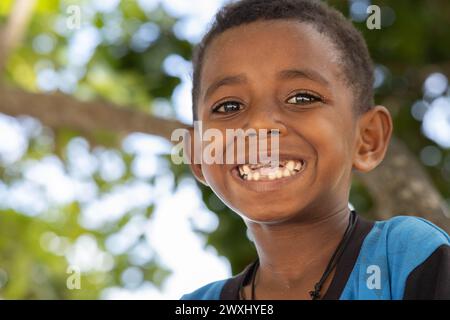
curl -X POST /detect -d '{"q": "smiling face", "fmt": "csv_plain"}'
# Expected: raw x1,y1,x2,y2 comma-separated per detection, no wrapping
191,20,363,223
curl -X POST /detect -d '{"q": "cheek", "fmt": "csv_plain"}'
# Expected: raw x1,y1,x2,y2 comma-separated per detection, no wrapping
202,164,220,183
201,164,228,196
304,114,353,180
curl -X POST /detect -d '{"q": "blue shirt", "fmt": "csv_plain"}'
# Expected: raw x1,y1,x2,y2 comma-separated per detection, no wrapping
181,214,450,300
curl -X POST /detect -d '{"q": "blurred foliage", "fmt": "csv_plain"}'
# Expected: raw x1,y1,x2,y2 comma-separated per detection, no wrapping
0,0,449,299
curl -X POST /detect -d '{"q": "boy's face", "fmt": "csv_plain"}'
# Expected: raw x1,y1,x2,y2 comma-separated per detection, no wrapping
190,20,387,223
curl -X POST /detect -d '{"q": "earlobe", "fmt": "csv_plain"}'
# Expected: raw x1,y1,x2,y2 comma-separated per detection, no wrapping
184,127,209,186
352,105,393,172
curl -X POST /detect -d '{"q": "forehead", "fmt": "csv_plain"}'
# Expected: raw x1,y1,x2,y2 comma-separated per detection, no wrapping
200,20,345,97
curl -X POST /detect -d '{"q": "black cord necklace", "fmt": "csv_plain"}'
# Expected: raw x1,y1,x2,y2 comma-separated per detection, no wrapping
241,210,357,300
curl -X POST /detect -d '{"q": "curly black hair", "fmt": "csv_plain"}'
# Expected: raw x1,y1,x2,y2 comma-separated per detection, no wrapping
191,0,374,120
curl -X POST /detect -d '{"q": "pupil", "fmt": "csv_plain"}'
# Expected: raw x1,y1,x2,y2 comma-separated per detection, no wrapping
226,103,237,111
298,95,311,102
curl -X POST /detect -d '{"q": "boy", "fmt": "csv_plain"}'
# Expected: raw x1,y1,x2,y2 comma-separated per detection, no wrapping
180,0,450,299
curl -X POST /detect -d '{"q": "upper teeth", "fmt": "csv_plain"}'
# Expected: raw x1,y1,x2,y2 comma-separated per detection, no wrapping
238,160,304,181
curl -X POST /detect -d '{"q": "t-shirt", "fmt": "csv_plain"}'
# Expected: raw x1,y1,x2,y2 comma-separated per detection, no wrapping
180,213,450,300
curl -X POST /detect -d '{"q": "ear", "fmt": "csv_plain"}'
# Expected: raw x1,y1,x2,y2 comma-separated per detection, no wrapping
352,105,393,172
184,126,208,186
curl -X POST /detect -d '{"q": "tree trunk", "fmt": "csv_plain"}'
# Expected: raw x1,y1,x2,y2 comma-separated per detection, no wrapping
357,136,450,230
0,0,37,73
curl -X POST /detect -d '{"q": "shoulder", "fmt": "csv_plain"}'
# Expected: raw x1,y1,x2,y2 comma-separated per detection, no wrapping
376,215,449,251
366,215,450,299
342,215,450,299
379,215,450,299
180,279,228,300
180,261,256,300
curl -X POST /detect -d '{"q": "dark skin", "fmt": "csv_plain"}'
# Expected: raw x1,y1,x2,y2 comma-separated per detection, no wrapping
186,20,393,299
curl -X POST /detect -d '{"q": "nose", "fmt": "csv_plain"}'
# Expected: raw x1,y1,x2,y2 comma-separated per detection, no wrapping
242,102,287,163
245,101,287,137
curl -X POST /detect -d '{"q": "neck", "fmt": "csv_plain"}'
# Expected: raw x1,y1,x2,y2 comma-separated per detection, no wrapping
246,206,351,289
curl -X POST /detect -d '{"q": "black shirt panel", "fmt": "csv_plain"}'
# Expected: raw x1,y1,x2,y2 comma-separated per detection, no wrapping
403,244,450,300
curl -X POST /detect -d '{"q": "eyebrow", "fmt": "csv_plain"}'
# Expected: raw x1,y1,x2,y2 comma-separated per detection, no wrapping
203,74,247,102
277,68,330,87
203,68,330,102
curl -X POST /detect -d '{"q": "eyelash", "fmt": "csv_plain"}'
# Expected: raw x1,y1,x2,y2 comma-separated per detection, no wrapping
212,92,323,114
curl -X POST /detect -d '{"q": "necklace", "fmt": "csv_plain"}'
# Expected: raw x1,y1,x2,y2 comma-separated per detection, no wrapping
240,210,357,300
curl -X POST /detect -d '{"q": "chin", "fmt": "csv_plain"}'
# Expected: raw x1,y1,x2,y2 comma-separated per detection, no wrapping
233,202,305,224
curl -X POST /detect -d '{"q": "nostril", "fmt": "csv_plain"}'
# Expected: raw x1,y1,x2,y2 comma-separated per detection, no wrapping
269,129,280,135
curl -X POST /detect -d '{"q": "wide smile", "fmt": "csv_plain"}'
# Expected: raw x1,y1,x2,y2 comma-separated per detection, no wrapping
230,158,307,192
237,159,304,181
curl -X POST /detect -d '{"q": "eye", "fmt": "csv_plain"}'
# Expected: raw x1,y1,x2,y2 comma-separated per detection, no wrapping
212,101,243,113
286,92,323,105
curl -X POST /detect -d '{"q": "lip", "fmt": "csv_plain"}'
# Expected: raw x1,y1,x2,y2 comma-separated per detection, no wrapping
229,154,308,193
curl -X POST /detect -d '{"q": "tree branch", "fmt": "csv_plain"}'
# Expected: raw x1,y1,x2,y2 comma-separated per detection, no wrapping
0,85,188,141
0,0,37,73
